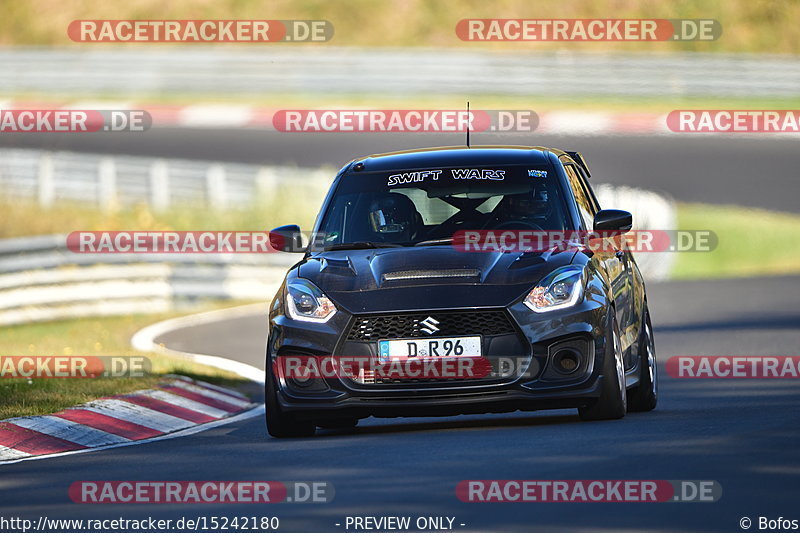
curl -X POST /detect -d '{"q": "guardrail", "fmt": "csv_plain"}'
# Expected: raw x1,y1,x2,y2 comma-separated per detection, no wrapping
0,234,295,326
0,148,334,210
1,48,798,98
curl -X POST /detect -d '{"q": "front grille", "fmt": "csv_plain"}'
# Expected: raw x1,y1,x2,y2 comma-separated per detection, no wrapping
345,310,516,341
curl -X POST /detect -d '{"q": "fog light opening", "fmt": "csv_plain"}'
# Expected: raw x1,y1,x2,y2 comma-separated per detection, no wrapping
285,359,317,389
553,349,581,374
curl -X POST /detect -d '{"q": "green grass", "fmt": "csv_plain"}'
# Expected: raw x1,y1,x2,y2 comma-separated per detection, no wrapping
1,0,799,54
0,303,256,420
0,194,323,239
671,203,800,279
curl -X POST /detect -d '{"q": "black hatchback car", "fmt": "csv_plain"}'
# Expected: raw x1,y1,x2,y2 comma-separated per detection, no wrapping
265,146,657,437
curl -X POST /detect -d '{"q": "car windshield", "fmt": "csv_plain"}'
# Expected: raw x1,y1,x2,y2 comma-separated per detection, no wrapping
316,165,573,248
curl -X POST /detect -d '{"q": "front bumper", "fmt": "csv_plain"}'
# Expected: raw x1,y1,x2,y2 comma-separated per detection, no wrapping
268,292,610,419
277,379,605,420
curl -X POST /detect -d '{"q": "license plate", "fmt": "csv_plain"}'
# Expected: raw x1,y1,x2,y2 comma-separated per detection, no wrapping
378,336,482,363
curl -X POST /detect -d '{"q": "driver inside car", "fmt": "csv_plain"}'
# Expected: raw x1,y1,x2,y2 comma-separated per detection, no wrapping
485,187,552,230
365,193,423,242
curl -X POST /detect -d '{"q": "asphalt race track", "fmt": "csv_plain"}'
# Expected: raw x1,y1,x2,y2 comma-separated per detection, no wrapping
1,133,799,532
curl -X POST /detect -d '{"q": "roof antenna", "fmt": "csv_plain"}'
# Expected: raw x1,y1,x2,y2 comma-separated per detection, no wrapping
466,101,471,148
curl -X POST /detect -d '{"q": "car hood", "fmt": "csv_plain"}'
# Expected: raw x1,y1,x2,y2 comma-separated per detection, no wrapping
295,246,578,314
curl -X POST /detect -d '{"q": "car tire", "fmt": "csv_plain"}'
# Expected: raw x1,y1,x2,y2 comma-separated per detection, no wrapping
316,418,359,430
579,309,627,421
265,362,317,438
627,308,658,412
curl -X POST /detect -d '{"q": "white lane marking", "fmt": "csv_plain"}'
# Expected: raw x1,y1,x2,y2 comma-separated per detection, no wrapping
10,416,130,447
168,375,249,400
81,399,194,433
130,303,267,384
166,380,251,408
538,111,614,135
136,390,230,418
178,105,253,128
0,445,31,461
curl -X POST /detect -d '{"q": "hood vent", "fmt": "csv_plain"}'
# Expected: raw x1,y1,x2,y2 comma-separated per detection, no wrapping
320,256,357,276
382,269,480,282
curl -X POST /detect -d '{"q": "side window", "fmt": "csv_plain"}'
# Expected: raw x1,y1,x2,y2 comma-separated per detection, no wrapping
573,165,601,212
564,164,595,229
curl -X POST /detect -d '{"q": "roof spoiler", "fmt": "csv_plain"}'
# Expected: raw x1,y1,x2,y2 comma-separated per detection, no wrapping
565,151,591,178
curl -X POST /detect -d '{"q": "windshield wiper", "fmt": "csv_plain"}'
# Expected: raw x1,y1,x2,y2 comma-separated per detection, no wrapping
324,241,404,251
414,238,454,247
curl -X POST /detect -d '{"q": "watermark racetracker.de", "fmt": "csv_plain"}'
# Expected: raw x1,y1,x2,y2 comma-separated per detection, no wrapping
457,480,721,502
69,481,334,504
68,20,333,42
0,110,150,133
668,110,800,133
0,356,150,378
666,356,800,378
452,230,717,253
456,19,721,42
272,110,538,133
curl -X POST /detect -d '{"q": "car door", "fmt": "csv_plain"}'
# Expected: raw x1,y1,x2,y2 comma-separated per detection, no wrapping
563,162,635,361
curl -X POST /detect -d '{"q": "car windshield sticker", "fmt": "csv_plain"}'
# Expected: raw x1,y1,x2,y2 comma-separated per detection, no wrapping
450,168,505,180
528,169,548,177
387,169,442,186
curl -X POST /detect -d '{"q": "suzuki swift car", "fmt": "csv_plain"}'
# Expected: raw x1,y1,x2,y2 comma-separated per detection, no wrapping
265,146,657,437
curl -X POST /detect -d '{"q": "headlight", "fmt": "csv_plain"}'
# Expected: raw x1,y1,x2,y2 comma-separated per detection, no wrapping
285,279,337,322
524,265,585,313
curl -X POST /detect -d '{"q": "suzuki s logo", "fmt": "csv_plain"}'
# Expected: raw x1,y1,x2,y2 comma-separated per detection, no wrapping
419,316,440,335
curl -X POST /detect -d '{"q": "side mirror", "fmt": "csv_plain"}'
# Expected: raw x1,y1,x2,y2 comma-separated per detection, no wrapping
269,224,304,252
593,209,632,233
